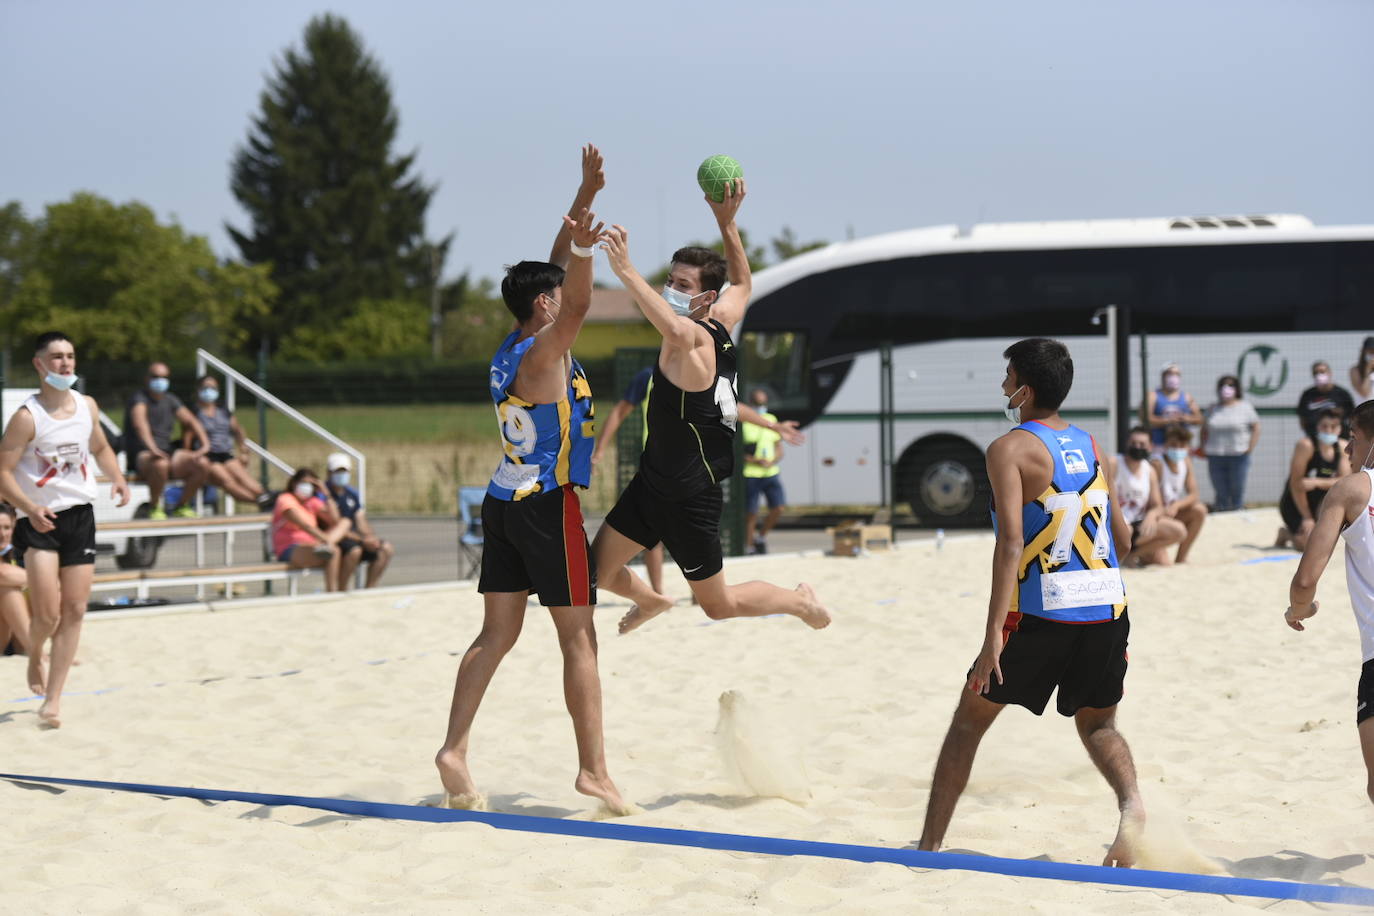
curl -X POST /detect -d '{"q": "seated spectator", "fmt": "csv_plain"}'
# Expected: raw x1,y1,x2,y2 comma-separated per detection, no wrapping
124,362,210,519
1297,361,1355,437
324,452,394,590
1152,424,1208,564
271,467,353,591
1146,362,1203,454
1351,336,1374,402
185,375,268,509
1111,426,1186,567
0,504,31,657
1276,408,1352,551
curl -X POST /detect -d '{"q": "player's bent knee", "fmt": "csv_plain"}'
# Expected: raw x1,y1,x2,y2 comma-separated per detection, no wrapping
699,597,735,620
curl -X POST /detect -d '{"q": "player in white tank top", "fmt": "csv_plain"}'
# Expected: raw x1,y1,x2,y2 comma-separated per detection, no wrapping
0,331,130,729
1151,424,1209,564
1286,401,1374,803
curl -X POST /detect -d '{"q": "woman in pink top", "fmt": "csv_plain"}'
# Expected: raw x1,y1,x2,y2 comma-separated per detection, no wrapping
272,467,352,591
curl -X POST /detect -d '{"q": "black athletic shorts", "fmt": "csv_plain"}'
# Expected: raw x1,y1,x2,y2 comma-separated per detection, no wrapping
976,610,1130,717
604,472,723,581
478,484,595,607
13,503,97,568
340,536,383,564
1357,660,1374,726
208,451,235,464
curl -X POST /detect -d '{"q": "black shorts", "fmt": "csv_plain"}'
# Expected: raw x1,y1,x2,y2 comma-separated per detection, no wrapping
604,472,723,581
128,447,194,474
1358,660,1374,726
478,485,595,607
1129,519,1143,542
13,503,97,568
976,610,1130,717
208,451,235,464
340,536,382,564
745,476,786,513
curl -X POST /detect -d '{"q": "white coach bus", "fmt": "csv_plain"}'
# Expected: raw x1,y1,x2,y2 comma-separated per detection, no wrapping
737,214,1374,526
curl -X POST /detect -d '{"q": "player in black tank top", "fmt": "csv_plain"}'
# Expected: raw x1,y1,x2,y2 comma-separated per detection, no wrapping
593,177,831,637
1278,409,1352,549
641,318,738,497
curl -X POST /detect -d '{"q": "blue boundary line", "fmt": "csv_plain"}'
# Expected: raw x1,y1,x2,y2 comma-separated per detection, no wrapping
4,773,1372,906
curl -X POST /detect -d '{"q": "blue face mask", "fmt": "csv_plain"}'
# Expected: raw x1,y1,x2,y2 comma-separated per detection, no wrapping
149,377,170,394
1316,431,1340,446
45,372,78,391
200,387,219,403
1166,447,1189,464
329,471,350,488
662,285,708,317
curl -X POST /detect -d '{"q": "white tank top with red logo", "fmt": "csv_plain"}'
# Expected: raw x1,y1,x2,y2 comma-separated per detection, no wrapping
1343,467,1374,662
1113,455,1152,524
15,392,98,514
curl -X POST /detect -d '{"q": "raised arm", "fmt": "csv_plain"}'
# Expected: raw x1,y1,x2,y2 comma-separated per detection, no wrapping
600,225,709,353
704,179,752,332
524,208,605,372
548,144,604,268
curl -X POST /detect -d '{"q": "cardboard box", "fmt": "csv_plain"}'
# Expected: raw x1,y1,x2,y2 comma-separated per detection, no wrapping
826,522,893,556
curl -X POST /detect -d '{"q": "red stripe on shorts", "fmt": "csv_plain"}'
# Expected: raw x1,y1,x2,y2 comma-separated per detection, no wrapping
562,485,590,607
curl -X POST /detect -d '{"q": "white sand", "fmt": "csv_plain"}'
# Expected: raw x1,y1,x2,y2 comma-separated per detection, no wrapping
3,511,1372,913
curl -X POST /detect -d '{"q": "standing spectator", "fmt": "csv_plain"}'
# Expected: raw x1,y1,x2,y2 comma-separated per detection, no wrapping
1201,374,1261,512
271,467,352,591
124,362,210,519
742,387,786,555
1146,362,1203,453
590,366,664,594
1153,424,1208,564
1297,361,1355,436
1351,336,1374,401
1111,426,1186,566
324,452,395,590
0,504,32,657
186,375,268,508
1276,408,1351,551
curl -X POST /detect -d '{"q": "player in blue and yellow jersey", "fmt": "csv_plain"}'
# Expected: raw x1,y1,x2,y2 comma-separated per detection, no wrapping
919,338,1146,867
595,178,831,636
436,145,633,817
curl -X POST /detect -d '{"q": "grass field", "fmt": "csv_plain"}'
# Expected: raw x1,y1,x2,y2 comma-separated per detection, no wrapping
256,403,494,446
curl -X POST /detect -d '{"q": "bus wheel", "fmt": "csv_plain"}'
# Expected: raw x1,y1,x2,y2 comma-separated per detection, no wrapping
895,438,990,528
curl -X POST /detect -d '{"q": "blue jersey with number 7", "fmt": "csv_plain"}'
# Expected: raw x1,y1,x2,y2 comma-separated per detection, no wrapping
992,421,1126,623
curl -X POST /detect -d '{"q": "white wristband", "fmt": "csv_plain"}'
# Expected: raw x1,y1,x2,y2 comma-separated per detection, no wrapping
569,242,594,259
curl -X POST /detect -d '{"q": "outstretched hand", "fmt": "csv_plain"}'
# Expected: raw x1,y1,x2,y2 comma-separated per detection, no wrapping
777,420,804,446
580,144,605,195
599,225,632,277
706,177,746,224
563,208,605,251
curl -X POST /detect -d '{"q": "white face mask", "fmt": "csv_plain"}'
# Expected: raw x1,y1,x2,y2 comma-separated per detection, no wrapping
1316,431,1340,446
45,372,78,391
294,482,315,500
1219,384,1237,401
1166,447,1189,464
663,285,708,318
1314,372,1332,387
1162,373,1181,392
1004,385,1028,425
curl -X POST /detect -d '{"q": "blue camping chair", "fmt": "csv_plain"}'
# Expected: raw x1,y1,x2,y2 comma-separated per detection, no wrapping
457,486,486,580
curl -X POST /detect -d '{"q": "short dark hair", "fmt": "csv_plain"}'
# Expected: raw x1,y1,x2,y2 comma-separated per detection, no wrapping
1315,407,1344,426
0,503,15,521
500,261,564,324
1002,338,1073,410
33,331,71,354
671,246,727,293
1127,425,1150,440
1352,400,1374,439
1312,360,1330,374
1164,424,1191,445
1217,374,1240,392
197,374,218,387
287,467,318,491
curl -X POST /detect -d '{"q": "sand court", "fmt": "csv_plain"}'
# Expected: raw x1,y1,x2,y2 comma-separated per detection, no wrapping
4,512,1374,912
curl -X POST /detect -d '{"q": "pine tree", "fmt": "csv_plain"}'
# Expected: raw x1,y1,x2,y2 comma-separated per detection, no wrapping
228,14,447,354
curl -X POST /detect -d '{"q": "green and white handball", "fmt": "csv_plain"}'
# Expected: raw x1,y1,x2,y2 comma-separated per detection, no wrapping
697,155,744,202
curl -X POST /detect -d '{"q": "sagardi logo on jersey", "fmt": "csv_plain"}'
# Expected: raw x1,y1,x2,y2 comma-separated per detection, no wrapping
1062,449,1089,475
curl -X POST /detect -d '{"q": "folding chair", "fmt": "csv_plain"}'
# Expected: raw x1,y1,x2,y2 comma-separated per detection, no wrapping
457,486,486,580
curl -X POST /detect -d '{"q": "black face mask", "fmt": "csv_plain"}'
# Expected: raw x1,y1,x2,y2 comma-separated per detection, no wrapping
1126,445,1151,461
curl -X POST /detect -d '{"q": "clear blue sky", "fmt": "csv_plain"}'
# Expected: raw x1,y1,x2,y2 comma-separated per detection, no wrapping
3,0,1370,285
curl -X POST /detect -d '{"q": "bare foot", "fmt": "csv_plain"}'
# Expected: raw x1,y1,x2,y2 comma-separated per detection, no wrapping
1103,801,1146,867
37,702,60,730
1274,527,1291,548
435,747,482,807
618,593,673,635
794,583,832,629
575,770,638,817
27,654,46,697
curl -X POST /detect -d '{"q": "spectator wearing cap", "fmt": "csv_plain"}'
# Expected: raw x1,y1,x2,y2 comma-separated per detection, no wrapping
1297,360,1355,437
1146,362,1203,454
324,452,394,589
1201,374,1261,512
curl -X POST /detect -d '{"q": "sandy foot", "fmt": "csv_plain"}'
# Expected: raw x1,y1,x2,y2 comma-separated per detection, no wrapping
575,771,637,817
27,654,46,697
1102,801,1146,867
37,703,61,730
618,594,674,635
796,583,833,629
442,792,489,811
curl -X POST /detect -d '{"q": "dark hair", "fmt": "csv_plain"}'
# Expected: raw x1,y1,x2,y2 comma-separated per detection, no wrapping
1164,423,1192,445
1002,338,1073,410
197,374,218,387
1315,407,1344,427
1217,374,1240,394
33,331,71,354
0,503,15,521
670,246,727,293
1127,425,1150,440
287,467,319,491
1312,360,1331,375
1361,338,1374,368
1352,400,1374,439
500,261,565,324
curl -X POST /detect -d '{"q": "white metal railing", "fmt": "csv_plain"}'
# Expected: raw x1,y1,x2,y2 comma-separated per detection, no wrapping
195,349,366,504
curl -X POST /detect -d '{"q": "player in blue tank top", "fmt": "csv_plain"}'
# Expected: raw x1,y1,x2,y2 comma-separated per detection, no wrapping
920,338,1146,867
436,145,633,818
